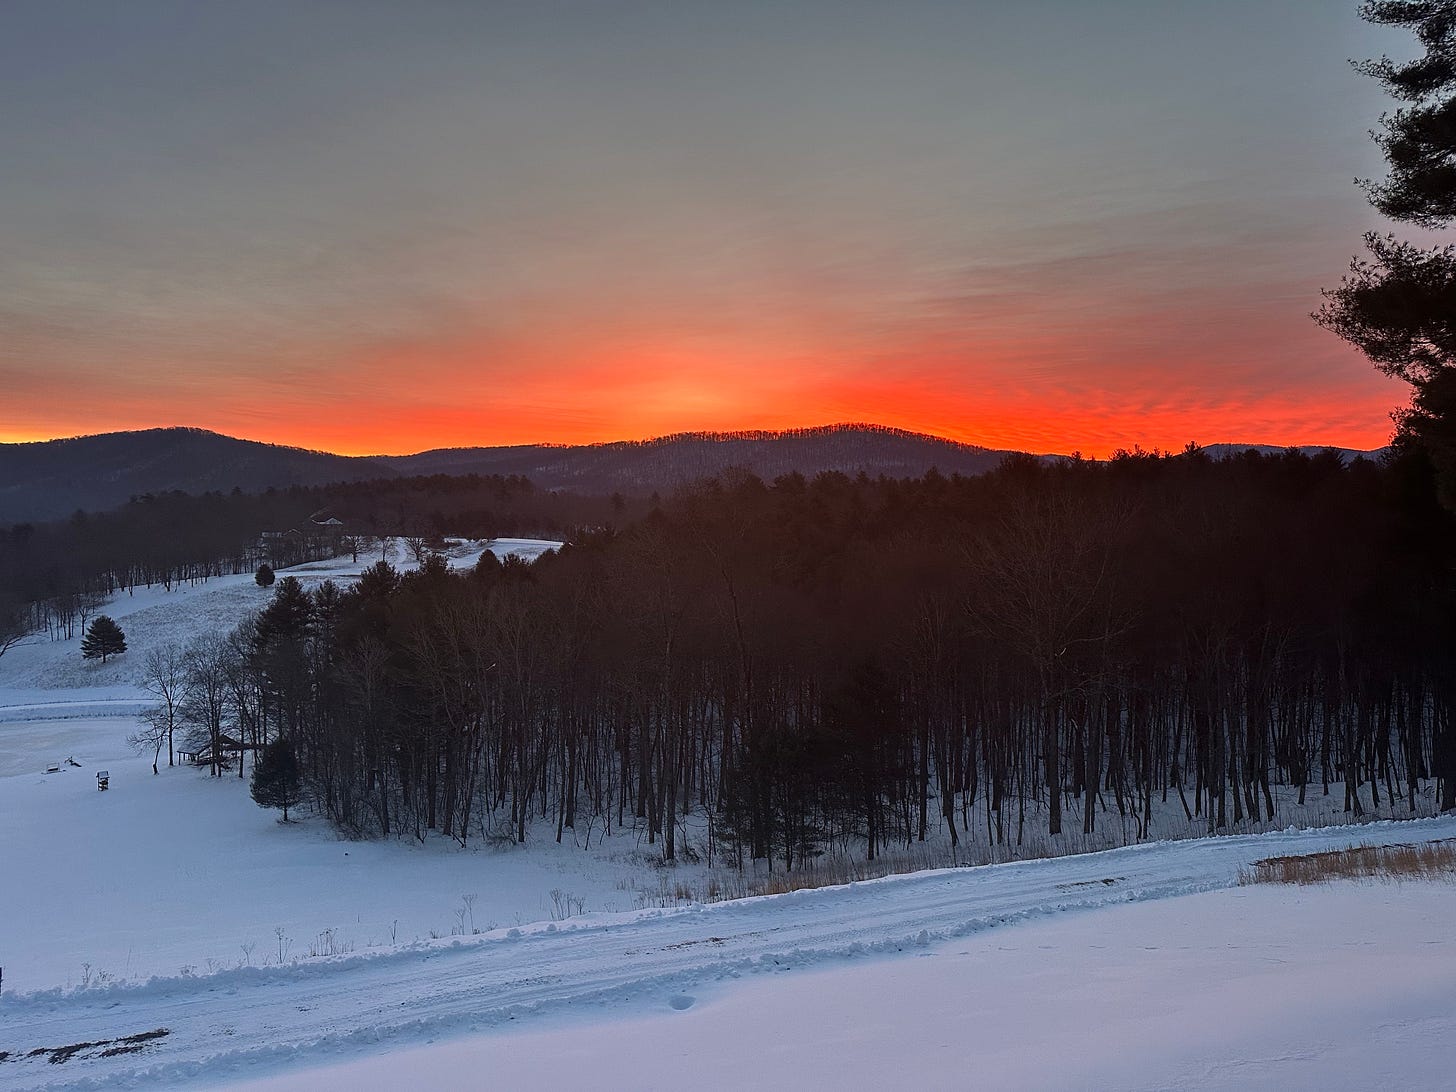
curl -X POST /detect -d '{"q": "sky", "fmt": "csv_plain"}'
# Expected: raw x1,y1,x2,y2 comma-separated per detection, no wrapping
0,1,1422,456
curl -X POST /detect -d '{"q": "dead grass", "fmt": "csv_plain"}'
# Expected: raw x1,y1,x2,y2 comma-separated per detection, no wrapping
632,845,960,908
1239,840,1456,886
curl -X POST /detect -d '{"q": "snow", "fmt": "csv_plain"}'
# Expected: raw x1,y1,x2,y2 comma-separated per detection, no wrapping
221,881,1456,1092
2,814,1454,1089
0,714,681,994
3,535,1454,1088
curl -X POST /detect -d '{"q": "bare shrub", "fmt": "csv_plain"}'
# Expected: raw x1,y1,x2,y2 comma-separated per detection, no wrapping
549,888,586,920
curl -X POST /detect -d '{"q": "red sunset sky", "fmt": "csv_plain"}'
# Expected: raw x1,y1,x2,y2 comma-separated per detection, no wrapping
0,2,1415,456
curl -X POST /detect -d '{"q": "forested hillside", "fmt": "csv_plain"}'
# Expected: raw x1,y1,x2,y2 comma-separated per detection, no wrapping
384,424,1016,492
0,424,1017,523
0,428,394,523
181,444,1455,862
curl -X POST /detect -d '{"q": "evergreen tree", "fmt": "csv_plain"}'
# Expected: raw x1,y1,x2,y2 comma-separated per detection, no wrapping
250,738,303,821
255,563,275,587
1356,1,1456,227
80,615,127,663
253,576,313,651
251,576,315,744
1318,1,1456,503
356,559,401,600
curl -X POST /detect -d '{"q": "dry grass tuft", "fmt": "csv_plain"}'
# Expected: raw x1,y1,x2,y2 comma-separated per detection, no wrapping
1240,840,1456,886
630,845,959,909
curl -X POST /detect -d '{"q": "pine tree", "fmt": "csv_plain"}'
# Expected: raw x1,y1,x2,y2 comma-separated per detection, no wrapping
253,576,312,652
1318,1,1456,503
250,738,303,821
80,615,127,663
255,563,275,587
1317,2,1456,814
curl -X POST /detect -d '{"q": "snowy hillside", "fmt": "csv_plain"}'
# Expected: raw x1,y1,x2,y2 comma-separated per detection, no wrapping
0,539,558,708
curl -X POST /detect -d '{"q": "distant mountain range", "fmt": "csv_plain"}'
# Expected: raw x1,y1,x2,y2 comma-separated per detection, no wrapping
0,428,384,525
1194,443,1383,461
0,425,1385,525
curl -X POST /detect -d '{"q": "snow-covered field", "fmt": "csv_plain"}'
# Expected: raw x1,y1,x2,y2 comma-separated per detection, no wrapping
3,540,1454,1089
225,881,1456,1092
0,713,689,992
3,817,1454,1090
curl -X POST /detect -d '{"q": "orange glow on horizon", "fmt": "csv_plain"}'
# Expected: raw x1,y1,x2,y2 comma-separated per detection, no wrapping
0,300,1407,459
0,381,1402,460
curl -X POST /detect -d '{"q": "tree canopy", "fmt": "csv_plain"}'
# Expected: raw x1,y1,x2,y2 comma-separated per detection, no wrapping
172,456,1456,861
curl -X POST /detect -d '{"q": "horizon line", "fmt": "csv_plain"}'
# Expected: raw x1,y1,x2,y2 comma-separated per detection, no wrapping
0,420,1393,462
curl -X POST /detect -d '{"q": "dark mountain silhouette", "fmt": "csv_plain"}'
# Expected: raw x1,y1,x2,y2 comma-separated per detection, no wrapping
0,424,1385,524
0,428,394,523
380,424,1015,495
0,424,1017,523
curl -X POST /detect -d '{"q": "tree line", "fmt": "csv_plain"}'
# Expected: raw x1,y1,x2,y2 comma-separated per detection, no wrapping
0,473,631,655
196,445,1455,867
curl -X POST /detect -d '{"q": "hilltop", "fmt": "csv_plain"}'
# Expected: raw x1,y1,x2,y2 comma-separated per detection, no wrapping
0,424,1384,524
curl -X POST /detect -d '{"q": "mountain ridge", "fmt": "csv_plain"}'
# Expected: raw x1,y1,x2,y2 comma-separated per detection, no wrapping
0,425,1385,525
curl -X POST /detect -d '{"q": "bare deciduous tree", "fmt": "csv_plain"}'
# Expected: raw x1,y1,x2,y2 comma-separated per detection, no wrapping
139,642,191,768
